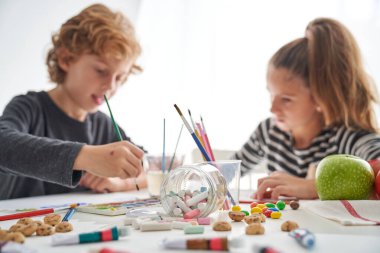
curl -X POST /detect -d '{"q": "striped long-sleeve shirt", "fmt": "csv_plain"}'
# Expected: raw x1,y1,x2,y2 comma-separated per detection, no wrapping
233,118,380,177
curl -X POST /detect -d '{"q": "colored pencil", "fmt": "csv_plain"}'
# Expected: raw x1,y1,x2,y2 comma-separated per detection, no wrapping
174,105,211,161
200,115,216,161
62,204,78,222
188,110,207,160
104,95,139,191
173,104,236,206
0,208,54,221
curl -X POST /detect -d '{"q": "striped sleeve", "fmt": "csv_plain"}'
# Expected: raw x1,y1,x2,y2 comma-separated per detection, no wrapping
232,119,269,176
336,128,380,160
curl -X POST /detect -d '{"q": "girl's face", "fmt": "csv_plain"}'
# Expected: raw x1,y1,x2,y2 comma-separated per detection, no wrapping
267,66,321,134
59,53,132,115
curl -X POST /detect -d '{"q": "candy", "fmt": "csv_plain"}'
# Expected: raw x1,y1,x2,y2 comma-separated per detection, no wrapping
251,207,263,214
270,212,282,219
241,210,250,216
263,210,272,218
290,200,300,210
231,205,241,212
256,204,266,209
250,202,258,208
276,200,286,210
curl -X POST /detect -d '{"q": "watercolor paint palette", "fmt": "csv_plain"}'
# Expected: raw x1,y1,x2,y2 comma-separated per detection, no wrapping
77,197,161,216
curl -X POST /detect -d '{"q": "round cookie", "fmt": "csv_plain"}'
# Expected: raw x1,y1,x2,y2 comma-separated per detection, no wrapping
9,224,26,233
55,222,73,233
212,221,232,231
281,220,299,232
43,213,61,226
20,222,38,237
4,232,25,244
244,215,261,224
246,223,265,235
34,220,44,228
17,218,34,226
228,211,246,222
36,224,55,236
0,229,9,240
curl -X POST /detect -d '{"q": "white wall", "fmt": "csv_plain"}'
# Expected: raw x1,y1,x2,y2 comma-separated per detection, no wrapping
1,0,380,160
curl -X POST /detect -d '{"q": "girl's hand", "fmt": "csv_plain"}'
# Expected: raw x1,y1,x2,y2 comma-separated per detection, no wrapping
73,141,144,179
254,171,319,200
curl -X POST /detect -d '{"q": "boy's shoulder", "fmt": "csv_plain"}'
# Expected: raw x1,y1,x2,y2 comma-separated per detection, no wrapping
8,90,48,109
11,90,46,104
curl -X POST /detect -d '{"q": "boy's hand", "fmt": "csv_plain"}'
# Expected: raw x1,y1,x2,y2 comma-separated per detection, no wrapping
255,171,319,200
79,173,130,193
73,141,144,179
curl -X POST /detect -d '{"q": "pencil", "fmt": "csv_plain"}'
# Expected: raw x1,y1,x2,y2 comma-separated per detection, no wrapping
0,208,54,221
62,204,78,222
200,115,216,161
173,104,236,206
174,105,211,161
104,95,139,191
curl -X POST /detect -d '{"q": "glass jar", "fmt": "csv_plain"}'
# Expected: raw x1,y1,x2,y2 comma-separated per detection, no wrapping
160,163,228,217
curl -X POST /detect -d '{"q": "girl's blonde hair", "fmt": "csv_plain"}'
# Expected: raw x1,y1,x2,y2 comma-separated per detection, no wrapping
269,18,378,132
46,4,141,84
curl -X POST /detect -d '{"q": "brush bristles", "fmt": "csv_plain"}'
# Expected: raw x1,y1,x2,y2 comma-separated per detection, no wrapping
174,104,182,116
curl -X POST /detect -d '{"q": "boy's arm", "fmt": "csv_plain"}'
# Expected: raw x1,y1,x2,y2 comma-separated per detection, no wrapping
0,95,83,187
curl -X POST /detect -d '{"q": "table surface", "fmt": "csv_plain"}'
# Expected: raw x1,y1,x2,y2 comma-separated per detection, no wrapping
1,190,380,253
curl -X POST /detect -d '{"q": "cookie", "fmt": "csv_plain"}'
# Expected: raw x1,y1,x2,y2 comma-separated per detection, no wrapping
36,224,55,236
43,213,61,226
20,222,38,237
281,220,299,232
4,232,25,244
17,218,34,226
55,222,73,233
212,221,232,231
228,211,246,222
9,224,26,233
246,223,265,235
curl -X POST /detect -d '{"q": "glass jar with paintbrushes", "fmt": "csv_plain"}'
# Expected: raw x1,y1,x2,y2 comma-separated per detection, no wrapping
144,120,185,197
159,105,241,218
144,153,185,197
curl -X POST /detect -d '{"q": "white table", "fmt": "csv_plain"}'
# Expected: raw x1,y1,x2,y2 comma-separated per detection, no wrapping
1,190,380,253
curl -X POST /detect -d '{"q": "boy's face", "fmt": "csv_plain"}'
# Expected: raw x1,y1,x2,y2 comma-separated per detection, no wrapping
61,53,132,113
266,66,321,134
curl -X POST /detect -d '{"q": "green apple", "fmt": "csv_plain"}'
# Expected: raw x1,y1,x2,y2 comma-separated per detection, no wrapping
316,154,375,200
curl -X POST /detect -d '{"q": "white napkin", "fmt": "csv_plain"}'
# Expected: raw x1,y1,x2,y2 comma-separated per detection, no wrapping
304,200,380,225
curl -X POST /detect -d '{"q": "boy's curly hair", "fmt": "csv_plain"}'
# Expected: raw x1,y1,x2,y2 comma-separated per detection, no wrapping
46,4,141,84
